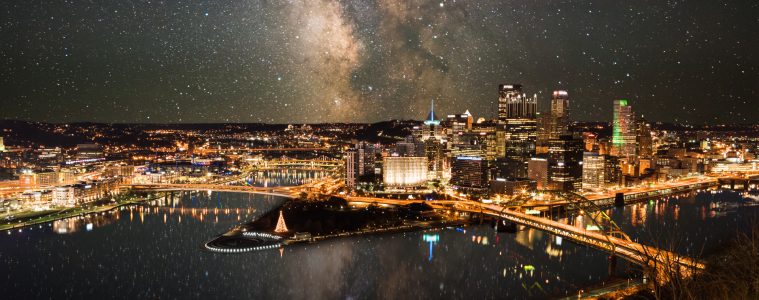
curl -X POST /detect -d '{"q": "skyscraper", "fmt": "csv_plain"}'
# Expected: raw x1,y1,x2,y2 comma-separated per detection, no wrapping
498,84,537,122
497,84,537,179
537,90,571,154
547,135,584,191
0,136,5,152
636,116,653,158
611,100,636,158
549,90,570,138
419,99,445,180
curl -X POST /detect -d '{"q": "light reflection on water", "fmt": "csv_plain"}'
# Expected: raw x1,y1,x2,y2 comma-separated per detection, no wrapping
245,170,333,187
1,182,758,299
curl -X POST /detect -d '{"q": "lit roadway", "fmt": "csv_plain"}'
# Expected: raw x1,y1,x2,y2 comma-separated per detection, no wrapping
584,176,718,201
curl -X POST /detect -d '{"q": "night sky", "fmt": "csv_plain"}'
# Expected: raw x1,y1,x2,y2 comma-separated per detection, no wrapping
1,1,757,124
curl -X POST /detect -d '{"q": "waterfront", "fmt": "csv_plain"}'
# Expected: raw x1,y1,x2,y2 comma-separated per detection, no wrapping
0,188,756,299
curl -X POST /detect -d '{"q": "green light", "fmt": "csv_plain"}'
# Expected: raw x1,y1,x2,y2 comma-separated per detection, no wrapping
612,99,628,146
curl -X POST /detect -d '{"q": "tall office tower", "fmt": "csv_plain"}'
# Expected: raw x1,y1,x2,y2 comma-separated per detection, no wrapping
496,84,538,179
582,152,605,191
611,100,637,158
536,112,551,154
538,90,571,154
636,116,653,158
420,99,446,180
549,90,570,138
450,156,490,195
502,118,538,179
498,84,537,122
0,136,5,152
547,135,584,191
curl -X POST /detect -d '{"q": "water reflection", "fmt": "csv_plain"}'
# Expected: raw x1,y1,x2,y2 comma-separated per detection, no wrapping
0,189,757,299
245,170,331,187
566,189,759,256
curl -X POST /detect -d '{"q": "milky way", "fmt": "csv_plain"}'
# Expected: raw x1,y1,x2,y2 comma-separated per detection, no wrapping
0,1,757,123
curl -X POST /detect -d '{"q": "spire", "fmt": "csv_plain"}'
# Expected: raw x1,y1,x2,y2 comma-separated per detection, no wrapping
424,99,440,125
274,210,289,233
431,98,435,117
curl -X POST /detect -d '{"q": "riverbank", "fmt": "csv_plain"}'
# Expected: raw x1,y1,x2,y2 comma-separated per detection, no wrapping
0,194,162,231
205,196,472,252
285,218,470,245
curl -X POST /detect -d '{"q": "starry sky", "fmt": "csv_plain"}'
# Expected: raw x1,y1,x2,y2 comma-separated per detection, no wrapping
1,0,757,124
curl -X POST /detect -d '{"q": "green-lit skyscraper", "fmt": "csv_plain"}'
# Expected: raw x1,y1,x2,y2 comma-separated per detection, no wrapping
611,100,636,158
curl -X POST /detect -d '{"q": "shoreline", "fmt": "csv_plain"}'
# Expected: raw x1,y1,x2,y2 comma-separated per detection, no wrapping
1,194,163,232
285,218,470,246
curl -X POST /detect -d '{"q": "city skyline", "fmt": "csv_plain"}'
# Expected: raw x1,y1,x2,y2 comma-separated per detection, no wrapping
1,1,757,124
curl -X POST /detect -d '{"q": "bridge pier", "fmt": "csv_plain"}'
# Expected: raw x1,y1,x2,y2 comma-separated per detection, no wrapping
608,255,618,277
614,192,625,207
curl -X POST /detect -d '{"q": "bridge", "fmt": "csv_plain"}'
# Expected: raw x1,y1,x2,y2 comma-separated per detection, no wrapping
715,173,759,190
123,177,344,199
248,159,343,172
338,193,704,279
201,147,330,153
452,201,704,277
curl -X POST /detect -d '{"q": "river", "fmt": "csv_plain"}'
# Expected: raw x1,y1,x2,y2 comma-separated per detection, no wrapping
1,176,757,299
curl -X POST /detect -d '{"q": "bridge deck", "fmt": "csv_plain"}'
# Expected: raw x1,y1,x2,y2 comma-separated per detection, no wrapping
455,202,704,276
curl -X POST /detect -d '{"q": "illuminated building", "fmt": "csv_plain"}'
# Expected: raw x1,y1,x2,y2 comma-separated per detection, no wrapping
582,152,605,191
496,84,538,178
550,90,570,127
420,99,444,141
546,135,584,191
527,158,549,190
497,84,536,122
443,111,473,145
382,156,428,188
582,152,622,190
636,116,653,158
418,100,446,180
582,132,598,152
611,100,636,158
0,136,5,152
450,156,490,194
52,186,76,207
604,155,622,187
537,90,571,154
345,142,378,188
501,118,537,178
